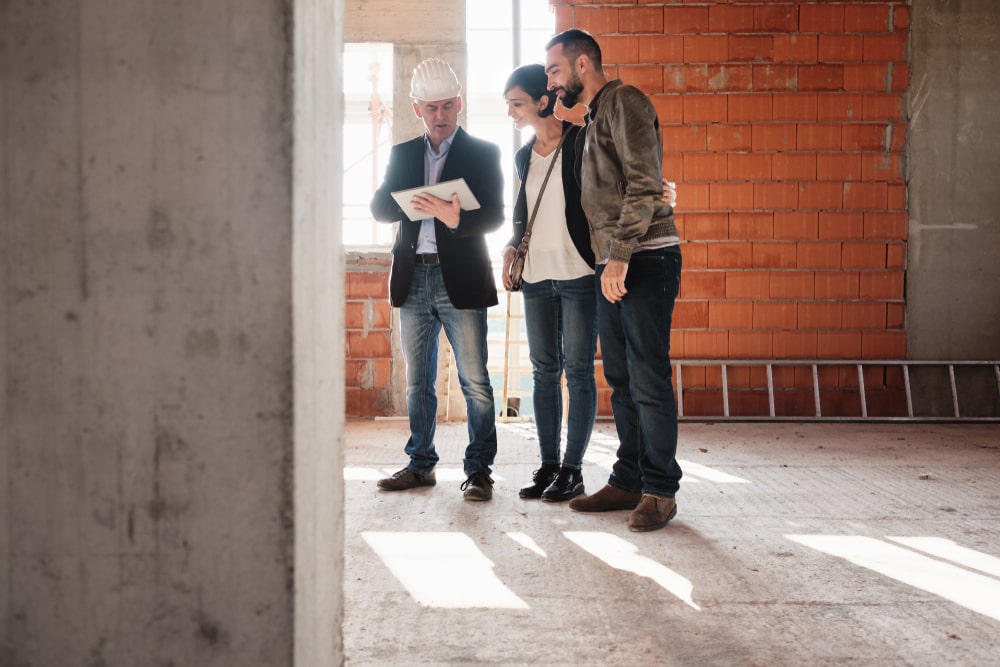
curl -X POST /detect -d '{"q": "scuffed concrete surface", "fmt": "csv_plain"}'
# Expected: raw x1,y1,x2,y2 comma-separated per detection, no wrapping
344,420,999,666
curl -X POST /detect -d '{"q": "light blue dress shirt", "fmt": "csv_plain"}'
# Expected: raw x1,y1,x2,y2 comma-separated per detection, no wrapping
416,128,458,254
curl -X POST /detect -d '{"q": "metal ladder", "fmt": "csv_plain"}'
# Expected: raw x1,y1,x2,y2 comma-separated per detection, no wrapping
673,359,1000,422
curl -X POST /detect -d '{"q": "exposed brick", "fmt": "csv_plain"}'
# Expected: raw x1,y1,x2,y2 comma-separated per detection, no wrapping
575,6,619,35
775,212,819,240
770,271,815,299
708,124,751,151
674,300,710,329
729,94,773,122
819,212,865,240
662,152,684,181
665,6,710,33
844,63,889,91
682,211,729,240
684,35,729,63
751,123,796,151
774,331,819,359
685,95,727,124
798,64,844,91
800,4,845,32
817,93,865,121
347,270,390,299
708,5,754,33
798,123,843,150
708,242,753,269
861,331,906,359
800,182,844,210
863,93,904,120
346,330,392,359
842,123,888,151
754,301,798,329
859,271,904,299
682,183,712,210
709,301,754,329
663,124,708,152
730,35,774,63
845,4,891,32
753,242,798,270
842,241,887,269
890,63,910,92
799,301,843,329
730,331,773,359
684,330,730,359
817,331,862,359
864,212,908,239
887,302,905,328
651,95,684,124
730,212,774,240
774,34,818,63
618,65,665,93
639,34,684,62
893,5,911,31
817,154,863,181
844,182,888,209
886,242,906,269
771,153,818,180
754,182,799,210
797,242,842,270
773,93,818,121
843,302,887,329
815,272,860,299
681,271,727,299
680,238,709,269
887,182,906,210
711,182,755,210
863,34,907,62
619,6,664,34
684,153,727,182
755,5,798,33
601,36,640,64
727,272,771,299
729,153,772,180
554,6,573,32
753,64,798,92
819,35,865,63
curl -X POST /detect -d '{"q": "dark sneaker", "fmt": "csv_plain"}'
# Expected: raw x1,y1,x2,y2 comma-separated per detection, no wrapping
518,463,560,499
377,467,436,491
460,472,494,501
541,466,585,502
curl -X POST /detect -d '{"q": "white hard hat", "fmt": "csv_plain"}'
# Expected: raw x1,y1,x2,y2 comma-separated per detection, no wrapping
410,58,462,101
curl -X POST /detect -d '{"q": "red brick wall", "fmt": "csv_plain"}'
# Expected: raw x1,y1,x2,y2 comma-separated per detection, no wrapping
345,255,396,416
552,0,910,417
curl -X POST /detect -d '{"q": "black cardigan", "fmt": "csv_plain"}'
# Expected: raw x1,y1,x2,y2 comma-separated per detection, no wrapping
506,122,594,270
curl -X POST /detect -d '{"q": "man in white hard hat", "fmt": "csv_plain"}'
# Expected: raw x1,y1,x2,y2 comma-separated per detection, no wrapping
370,57,505,501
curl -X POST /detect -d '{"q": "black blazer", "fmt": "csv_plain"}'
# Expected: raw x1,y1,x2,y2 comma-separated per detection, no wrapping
370,127,505,309
507,122,594,269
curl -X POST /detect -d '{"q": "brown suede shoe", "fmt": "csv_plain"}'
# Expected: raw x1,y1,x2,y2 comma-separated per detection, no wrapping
568,484,641,512
627,494,677,532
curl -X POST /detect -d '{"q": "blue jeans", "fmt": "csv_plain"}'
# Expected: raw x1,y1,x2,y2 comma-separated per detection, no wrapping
596,247,682,497
522,275,598,470
399,265,497,477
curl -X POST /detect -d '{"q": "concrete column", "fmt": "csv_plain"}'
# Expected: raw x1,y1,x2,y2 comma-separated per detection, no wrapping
1,0,343,663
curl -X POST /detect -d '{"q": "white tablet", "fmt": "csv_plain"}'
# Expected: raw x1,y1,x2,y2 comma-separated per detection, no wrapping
390,178,481,222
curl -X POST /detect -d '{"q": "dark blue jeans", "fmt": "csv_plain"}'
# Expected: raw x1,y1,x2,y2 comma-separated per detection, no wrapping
596,247,682,497
521,275,598,470
399,265,497,477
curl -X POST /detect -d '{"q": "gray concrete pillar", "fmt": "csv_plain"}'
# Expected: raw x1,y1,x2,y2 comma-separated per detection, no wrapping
1,0,343,664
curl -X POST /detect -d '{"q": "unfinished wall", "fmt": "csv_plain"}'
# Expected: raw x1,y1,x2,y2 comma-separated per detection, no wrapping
1,0,344,663
551,0,911,416
908,0,1000,361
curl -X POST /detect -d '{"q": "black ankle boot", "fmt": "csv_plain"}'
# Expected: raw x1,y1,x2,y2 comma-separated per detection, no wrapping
542,466,585,502
519,463,560,499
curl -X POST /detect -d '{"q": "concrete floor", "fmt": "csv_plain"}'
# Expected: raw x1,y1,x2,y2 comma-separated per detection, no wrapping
344,419,1000,666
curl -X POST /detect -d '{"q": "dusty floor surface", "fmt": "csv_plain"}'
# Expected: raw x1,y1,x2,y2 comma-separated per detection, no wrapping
344,419,999,666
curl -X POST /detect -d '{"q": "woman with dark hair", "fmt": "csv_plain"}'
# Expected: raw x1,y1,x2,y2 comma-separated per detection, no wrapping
502,63,596,502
